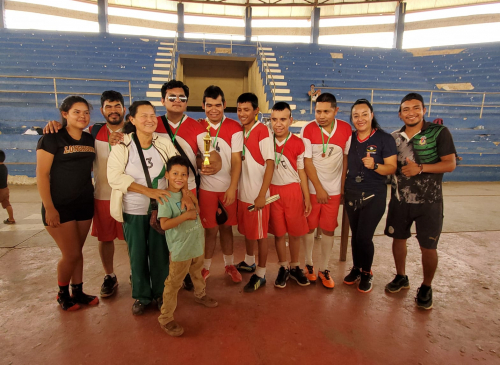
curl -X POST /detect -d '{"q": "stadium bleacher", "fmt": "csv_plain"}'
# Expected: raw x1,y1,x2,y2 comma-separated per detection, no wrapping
0,29,498,180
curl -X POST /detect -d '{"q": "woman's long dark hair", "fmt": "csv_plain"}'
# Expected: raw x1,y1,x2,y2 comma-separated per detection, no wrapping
123,100,156,134
59,95,92,127
350,99,383,132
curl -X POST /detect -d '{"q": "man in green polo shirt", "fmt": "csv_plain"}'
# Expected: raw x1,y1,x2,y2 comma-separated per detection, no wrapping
384,93,457,310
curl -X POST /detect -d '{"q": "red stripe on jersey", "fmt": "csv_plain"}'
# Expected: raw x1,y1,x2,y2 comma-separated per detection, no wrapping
156,116,204,154
302,119,352,151
94,124,109,142
275,134,304,172
200,118,242,147
245,123,269,166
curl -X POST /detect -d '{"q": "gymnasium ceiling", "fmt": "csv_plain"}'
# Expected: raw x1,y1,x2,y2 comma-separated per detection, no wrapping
101,0,500,16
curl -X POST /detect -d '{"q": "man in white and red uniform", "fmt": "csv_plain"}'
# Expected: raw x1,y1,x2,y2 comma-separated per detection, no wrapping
156,80,220,195
268,102,312,289
198,86,243,283
156,80,221,290
234,93,274,293
300,93,352,289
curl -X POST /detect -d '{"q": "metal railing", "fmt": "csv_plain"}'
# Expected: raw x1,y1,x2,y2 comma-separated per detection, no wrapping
310,86,500,118
168,35,178,81
177,36,256,54
0,75,132,107
256,41,276,106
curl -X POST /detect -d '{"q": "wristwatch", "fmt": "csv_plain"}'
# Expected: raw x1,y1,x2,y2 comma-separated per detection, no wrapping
374,163,379,170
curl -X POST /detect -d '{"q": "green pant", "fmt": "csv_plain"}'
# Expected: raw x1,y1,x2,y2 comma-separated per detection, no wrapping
123,213,169,305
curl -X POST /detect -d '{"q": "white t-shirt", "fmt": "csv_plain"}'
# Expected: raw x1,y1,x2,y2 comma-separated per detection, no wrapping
123,142,167,215
271,133,305,186
238,121,274,204
199,116,243,192
300,119,352,196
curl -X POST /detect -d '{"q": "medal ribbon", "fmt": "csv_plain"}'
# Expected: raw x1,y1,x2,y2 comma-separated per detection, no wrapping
274,132,290,167
168,114,187,144
320,121,334,156
242,127,253,159
207,115,226,148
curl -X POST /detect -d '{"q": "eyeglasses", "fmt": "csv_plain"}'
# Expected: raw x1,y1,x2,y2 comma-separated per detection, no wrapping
167,95,188,103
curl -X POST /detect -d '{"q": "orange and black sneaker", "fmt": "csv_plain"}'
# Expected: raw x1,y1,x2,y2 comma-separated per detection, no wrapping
318,270,335,289
304,264,317,282
57,293,80,311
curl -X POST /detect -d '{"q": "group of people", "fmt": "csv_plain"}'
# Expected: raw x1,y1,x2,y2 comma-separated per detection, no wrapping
36,79,456,337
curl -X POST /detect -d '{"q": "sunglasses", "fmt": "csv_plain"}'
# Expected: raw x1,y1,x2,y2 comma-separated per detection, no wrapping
167,95,188,103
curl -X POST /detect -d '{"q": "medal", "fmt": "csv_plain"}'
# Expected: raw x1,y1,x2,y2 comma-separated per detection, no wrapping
242,156,245,161
322,153,326,158
355,176,363,183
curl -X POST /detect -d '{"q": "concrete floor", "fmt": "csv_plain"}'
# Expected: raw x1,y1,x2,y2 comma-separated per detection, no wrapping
1,182,499,365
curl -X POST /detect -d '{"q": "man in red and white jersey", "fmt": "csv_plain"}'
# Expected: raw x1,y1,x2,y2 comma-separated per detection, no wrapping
268,102,312,289
43,90,127,298
300,93,352,289
198,85,243,283
155,80,221,195
234,93,274,293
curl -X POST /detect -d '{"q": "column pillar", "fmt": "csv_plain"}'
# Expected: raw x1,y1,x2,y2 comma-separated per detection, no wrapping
245,6,252,43
97,0,108,34
177,2,184,39
310,7,320,44
393,1,406,49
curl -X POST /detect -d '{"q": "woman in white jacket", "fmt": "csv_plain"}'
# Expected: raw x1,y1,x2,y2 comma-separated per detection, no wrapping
108,100,180,315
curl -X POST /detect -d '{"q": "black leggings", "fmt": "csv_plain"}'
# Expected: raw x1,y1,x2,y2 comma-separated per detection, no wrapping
345,189,387,272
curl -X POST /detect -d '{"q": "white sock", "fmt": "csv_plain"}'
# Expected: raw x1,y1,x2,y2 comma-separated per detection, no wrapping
255,266,266,278
223,254,234,266
303,233,315,266
319,235,335,272
290,262,300,269
203,259,212,271
245,254,255,266
278,261,289,268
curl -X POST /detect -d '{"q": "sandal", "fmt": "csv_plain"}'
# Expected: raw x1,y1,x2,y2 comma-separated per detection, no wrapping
3,219,15,224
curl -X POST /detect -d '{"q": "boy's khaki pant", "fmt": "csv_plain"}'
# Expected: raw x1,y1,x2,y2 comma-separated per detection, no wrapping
158,254,206,326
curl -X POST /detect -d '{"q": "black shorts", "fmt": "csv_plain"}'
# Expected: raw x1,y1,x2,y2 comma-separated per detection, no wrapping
384,199,443,249
42,195,94,226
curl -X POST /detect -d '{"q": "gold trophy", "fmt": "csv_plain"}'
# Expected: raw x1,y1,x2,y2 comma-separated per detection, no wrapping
203,124,211,166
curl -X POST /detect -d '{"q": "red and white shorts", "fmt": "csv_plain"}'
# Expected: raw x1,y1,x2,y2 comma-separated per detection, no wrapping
237,200,269,240
269,183,308,237
306,194,341,233
91,199,124,242
199,189,238,229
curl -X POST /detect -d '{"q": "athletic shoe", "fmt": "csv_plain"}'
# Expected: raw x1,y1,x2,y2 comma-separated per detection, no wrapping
156,297,163,311
201,268,210,281
56,293,80,311
244,274,266,293
236,261,256,273
274,266,290,288
289,266,310,286
318,270,335,289
183,273,194,291
385,274,410,293
358,271,373,293
225,265,242,283
415,285,433,310
343,267,361,285
71,284,99,305
3,219,15,224
132,300,145,315
304,264,317,282
100,275,118,297
161,321,184,337
195,295,219,308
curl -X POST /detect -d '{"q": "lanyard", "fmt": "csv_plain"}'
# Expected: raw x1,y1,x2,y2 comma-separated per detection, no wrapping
274,132,290,168
242,127,253,160
207,115,225,148
168,115,186,144
106,126,122,152
320,121,334,157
